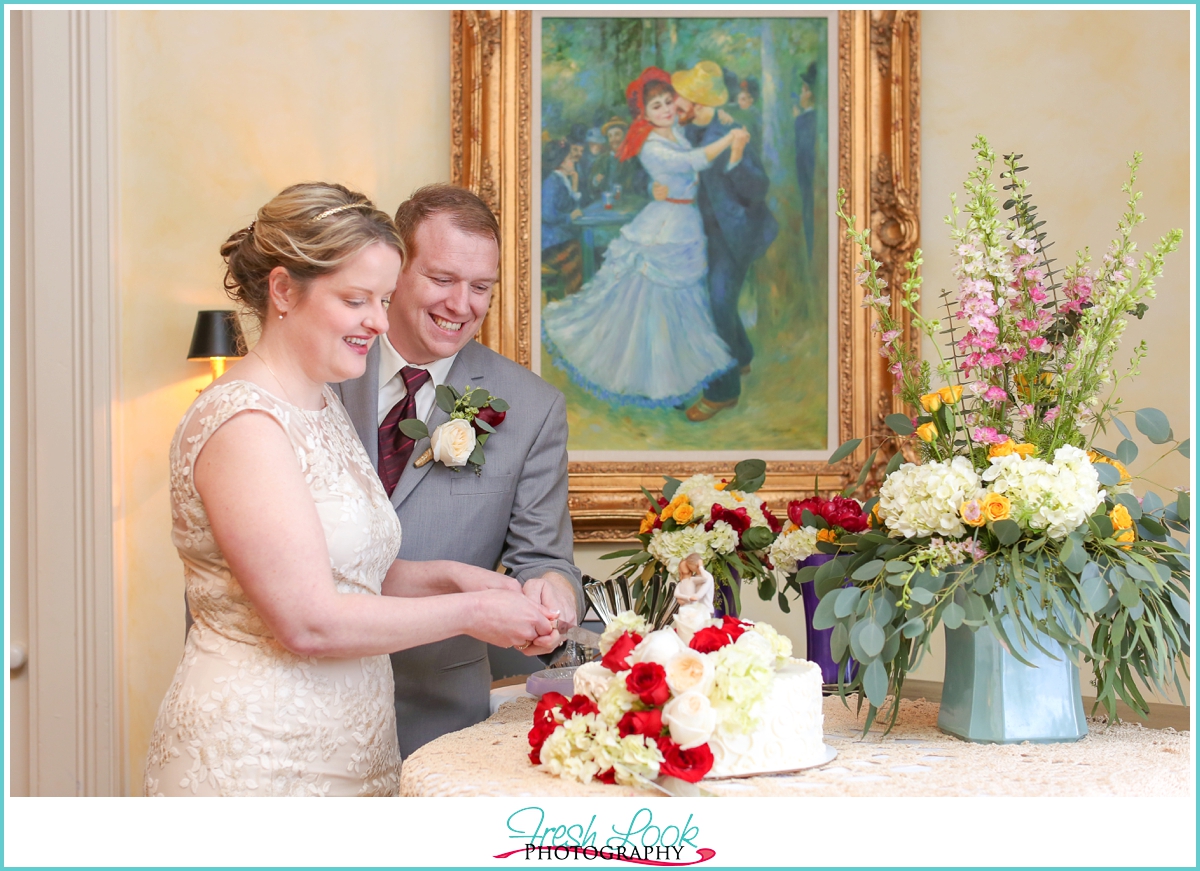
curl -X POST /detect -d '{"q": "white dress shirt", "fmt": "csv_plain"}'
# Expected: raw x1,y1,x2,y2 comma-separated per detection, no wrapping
376,334,459,427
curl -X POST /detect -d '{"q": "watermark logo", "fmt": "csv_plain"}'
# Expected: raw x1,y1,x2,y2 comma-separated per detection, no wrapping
496,807,716,865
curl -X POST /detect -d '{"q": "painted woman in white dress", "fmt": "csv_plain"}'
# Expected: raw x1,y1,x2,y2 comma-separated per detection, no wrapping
542,67,749,408
144,184,559,796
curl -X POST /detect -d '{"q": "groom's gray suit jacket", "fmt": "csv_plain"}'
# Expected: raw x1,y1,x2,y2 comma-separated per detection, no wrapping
332,339,582,757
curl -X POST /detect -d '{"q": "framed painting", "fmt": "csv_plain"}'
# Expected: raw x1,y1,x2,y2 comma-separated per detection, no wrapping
452,10,920,540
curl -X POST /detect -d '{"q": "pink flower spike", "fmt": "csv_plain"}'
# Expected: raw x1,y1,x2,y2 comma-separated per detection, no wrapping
881,329,901,344
1010,347,1028,362
972,426,1007,445
983,386,1008,403
1028,337,1047,352
1029,287,1048,303
1043,406,1060,424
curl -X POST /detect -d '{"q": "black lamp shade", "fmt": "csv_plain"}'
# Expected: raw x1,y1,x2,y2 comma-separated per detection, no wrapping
188,310,244,360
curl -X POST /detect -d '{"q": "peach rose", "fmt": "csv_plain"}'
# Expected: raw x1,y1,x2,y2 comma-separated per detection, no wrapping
1109,504,1133,530
982,492,1011,522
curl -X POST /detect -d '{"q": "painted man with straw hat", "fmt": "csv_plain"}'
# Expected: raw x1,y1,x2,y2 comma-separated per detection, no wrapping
670,60,779,422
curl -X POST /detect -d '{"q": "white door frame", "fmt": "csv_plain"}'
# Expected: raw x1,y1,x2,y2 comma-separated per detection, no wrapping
8,8,122,796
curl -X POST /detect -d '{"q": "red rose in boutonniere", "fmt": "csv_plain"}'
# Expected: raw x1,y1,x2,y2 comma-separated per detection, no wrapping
399,384,509,476
625,662,670,707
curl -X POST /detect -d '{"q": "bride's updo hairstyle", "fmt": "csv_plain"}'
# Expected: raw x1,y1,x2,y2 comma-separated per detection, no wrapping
221,182,404,323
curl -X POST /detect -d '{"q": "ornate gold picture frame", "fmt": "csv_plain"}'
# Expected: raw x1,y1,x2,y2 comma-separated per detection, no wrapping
452,10,920,541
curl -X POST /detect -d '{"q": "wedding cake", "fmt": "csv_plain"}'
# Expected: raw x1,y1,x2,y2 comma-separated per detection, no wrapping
527,557,827,785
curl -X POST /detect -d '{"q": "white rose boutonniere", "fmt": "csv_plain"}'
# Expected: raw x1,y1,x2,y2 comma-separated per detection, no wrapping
399,383,509,475
429,419,476,467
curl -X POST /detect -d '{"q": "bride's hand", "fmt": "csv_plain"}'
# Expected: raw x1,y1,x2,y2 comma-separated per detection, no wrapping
465,589,555,649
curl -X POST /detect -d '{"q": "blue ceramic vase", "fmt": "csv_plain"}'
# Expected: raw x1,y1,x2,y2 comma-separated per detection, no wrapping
937,589,1088,744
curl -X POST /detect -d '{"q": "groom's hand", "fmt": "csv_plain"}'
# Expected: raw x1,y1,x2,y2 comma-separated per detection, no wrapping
522,572,579,638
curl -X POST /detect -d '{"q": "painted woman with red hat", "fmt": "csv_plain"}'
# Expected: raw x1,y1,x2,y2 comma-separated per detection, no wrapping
542,67,748,409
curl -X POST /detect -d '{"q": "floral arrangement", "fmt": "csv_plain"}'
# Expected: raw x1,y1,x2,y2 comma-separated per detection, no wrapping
527,608,793,786
811,137,1189,729
400,384,508,474
602,460,784,617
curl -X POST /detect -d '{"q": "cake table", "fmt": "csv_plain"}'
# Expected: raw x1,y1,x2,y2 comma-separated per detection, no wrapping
399,694,1189,797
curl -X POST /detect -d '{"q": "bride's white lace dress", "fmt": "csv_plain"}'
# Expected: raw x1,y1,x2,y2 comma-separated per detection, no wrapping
144,380,403,796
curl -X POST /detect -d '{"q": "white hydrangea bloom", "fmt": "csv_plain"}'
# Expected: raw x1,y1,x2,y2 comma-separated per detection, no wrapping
767,526,820,574
675,475,772,529
744,621,793,665
982,445,1104,539
877,457,984,538
707,644,772,736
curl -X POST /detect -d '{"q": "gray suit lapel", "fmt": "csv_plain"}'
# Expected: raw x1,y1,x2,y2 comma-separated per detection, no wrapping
389,342,488,509
340,342,382,468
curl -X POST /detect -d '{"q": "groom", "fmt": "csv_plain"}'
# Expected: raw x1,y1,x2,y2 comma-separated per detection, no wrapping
335,184,583,757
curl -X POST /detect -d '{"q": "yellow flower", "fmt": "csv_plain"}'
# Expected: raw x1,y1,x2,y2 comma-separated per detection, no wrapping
960,499,986,528
937,385,963,405
714,482,727,491
916,422,938,443
816,528,838,543
982,492,1011,523
782,521,798,533
919,392,942,413
1109,504,1133,530
1114,528,1137,550
639,510,658,534
673,503,695,524
871,503,882,525
660,494,689,521
1087,451,1132,484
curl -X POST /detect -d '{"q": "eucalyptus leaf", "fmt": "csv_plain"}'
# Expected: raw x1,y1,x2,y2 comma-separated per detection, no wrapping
1135,407,1172,444
661,476,682,501
435,384,457,414
1114,439,1139,466
466,388,491,408
900,616,925,638
1178,438,1190,459
467,442,486,467
1112,415,1133,440
834,587,862,619
908,587,934,606
1168,591,1190,625
884,451,905,476
812,589,841,630
859,622,885,658
885,413,915,436
1094,462,1121,486
397,419,430,440
852,559,886,581
830,622,850,660
943,601,966,630
1060,535,1086,574
473,417,496,434
992,519,1022,546
1176,490,1189,523
488,397,509,412
1118,579,1141,609
1080,573,1109,614
827,438,863,465
862,659,888,707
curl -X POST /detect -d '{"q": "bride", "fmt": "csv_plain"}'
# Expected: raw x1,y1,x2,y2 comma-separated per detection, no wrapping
144,183,558,796
541,66,747,408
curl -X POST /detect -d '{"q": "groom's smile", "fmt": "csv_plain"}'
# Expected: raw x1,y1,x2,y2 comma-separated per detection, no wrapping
387,211,499,365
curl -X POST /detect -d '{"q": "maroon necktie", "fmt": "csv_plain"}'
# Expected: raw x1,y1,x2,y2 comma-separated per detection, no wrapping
377,366,432,497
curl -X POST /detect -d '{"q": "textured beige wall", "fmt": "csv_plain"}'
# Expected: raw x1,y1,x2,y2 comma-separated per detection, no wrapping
116,9,451,793
579,8,1192,699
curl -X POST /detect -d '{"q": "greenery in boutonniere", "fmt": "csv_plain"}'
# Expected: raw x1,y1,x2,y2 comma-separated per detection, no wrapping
811,136,1189,732
401,385,509,474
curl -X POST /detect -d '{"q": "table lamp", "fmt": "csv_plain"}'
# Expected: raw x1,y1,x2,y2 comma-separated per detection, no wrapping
188,310,244,380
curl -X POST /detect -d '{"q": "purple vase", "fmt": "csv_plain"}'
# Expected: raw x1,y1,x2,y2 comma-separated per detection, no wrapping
713,569,739,619
798,553,859,685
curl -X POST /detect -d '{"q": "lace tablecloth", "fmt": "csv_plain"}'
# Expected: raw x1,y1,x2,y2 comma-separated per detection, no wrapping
399,695,1191,797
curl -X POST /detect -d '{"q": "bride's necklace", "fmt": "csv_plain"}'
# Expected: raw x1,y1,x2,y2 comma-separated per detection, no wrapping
251,348,300,407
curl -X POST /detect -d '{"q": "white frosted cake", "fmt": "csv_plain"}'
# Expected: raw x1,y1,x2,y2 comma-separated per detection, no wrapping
706,657,826,777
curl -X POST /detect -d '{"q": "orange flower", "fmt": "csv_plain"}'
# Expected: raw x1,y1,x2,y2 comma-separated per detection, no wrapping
674,503,695,524
960,499,986,528
937,385,963,405
639,510,658,534
1087,451,1132,484
816,528,838,543
1115,527,1137,550
916,422,938,443
982,492,1011,522
919,392,942,413
990,439,1037,460
1109,504,1133,531
660,494,689,521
